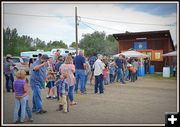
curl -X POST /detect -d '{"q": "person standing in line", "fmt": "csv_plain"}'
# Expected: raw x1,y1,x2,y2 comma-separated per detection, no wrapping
74,51,86,94
93,54,105,94
115,54,126,84
60,56,77,105
54,56,64,101
4,54,16,92
89,52,97,85
13,70,28,123
30,54,49,114
84,57,91,92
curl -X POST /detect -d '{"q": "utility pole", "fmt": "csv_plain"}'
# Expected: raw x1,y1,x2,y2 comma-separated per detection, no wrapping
75,7,78,56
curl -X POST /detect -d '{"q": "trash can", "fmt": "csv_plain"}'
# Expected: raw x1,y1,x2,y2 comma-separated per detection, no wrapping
149,65,155,74
138,66,145,77
163,67,170,78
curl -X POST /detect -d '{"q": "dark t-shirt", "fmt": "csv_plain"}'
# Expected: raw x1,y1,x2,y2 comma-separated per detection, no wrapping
74,55,85,70
115,58,124,68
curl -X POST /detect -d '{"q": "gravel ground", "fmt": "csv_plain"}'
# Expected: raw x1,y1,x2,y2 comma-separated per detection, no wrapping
2,76,177,125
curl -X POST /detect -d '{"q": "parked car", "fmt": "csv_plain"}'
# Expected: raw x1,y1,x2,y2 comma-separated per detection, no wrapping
11,56,30,74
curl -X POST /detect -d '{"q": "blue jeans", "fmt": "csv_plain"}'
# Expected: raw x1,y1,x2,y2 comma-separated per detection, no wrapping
84,73,89,91
109,74,114,83
124,69,129,81
94,74,103,94
13,97,26,122
131,73,136,82
75,69,85,93
117,68,124,82
68,85,74,102
5,74,14,92
32,85,43,112
18,99,32,120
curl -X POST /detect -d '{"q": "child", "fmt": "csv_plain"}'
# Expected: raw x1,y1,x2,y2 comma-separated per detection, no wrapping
109,63,115,83
13,70,28,123
18,78,33,122
55,73,69,113
129,64,137,82
46,67,56,99
103,65,108,85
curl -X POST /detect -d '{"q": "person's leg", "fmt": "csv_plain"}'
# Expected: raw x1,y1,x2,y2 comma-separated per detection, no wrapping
68,85,74,102
62,95,67,112
84,74,88,91
56,85,59,100
99,74,104,94
26,100,33,120
33,85,43,112
116,68,120,82
94,76,98,94
19,98,26,122
13,99,20,123
10,73,14,92
5,74,10,92
75,70,80,93
79,70,85,93
120,69,125,84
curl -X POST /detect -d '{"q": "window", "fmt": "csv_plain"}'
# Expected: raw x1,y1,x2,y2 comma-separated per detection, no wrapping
11,58,20,63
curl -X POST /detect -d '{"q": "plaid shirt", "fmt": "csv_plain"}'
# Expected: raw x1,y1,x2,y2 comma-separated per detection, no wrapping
55,79,68,96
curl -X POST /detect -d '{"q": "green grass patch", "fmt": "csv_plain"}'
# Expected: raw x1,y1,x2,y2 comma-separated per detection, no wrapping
143,73,177,80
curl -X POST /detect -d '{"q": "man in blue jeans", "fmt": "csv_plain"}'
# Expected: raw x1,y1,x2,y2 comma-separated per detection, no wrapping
74,51,86,94
93,54,105,94
115,54,126,84
30,54,49,114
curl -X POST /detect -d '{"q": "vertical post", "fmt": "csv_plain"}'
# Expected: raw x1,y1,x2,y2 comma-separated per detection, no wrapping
75,7,78,56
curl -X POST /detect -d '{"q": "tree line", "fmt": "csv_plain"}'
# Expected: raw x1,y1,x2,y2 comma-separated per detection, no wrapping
3,27,118,56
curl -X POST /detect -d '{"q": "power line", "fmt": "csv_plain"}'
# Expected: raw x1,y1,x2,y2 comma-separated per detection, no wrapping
80,16,175,27
79,21,97,31
4,12,74,18
80,20,125,32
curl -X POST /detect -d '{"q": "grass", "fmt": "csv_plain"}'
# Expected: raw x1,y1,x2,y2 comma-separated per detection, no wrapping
142,73,177,80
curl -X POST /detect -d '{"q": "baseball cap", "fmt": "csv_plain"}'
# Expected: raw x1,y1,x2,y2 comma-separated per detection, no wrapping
41,54,49,60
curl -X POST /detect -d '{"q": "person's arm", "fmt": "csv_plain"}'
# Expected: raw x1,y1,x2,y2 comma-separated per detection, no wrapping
34,62,46,71
71,64,75,73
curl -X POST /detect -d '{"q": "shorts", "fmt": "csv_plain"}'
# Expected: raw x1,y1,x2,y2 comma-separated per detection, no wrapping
46,81,55,89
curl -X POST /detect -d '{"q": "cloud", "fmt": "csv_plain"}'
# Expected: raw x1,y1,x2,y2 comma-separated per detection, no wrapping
3,3,177,46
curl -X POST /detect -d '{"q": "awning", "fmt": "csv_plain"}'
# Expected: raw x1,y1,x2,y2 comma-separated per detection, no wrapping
163,51,177,57
113,50,150,58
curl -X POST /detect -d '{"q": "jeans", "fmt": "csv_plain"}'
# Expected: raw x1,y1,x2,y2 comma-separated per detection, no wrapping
75,69,85,93
94,74,103,94
32,85,43,112
131,73,136,82
68,85,74,102
18,100,33,120
117,68,124,82
124,69,129,81
5,73,14,92
84,73,89,91
13,97,26,122
109,74,114,83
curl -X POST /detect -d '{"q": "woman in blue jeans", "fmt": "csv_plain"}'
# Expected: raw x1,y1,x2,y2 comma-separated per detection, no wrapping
60,56,77,105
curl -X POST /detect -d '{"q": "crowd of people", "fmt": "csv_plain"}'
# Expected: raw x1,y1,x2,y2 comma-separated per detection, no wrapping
4,50,151,123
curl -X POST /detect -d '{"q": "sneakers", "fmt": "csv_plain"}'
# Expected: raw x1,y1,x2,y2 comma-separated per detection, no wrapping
36,109,47,114
46,96,51,99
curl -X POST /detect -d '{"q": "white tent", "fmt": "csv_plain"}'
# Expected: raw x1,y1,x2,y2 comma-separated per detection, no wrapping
163,51,177,57
113,50,150,58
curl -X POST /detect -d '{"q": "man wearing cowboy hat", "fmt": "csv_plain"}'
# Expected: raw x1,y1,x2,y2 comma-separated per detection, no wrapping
3,54,16,92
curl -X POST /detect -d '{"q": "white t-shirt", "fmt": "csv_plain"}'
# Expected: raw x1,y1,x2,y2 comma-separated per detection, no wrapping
93,59,105,76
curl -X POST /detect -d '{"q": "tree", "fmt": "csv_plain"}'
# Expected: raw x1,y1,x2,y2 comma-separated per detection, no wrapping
69,42,77,48
79,31,118,56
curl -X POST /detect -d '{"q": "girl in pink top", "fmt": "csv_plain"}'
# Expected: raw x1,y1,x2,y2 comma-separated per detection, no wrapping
60,56,77,105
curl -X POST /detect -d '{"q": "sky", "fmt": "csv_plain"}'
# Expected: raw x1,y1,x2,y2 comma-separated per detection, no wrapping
2,2,178,47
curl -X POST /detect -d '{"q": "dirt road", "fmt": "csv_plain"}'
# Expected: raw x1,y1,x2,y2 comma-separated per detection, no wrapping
2,77,177,125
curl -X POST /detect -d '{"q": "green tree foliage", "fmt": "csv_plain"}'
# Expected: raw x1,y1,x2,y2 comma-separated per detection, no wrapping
79,31,118,56
69,42,78,48
3,27,68,56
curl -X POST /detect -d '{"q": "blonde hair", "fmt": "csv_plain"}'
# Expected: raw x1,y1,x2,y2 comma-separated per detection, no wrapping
15,70,26,80
65,56,72,64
